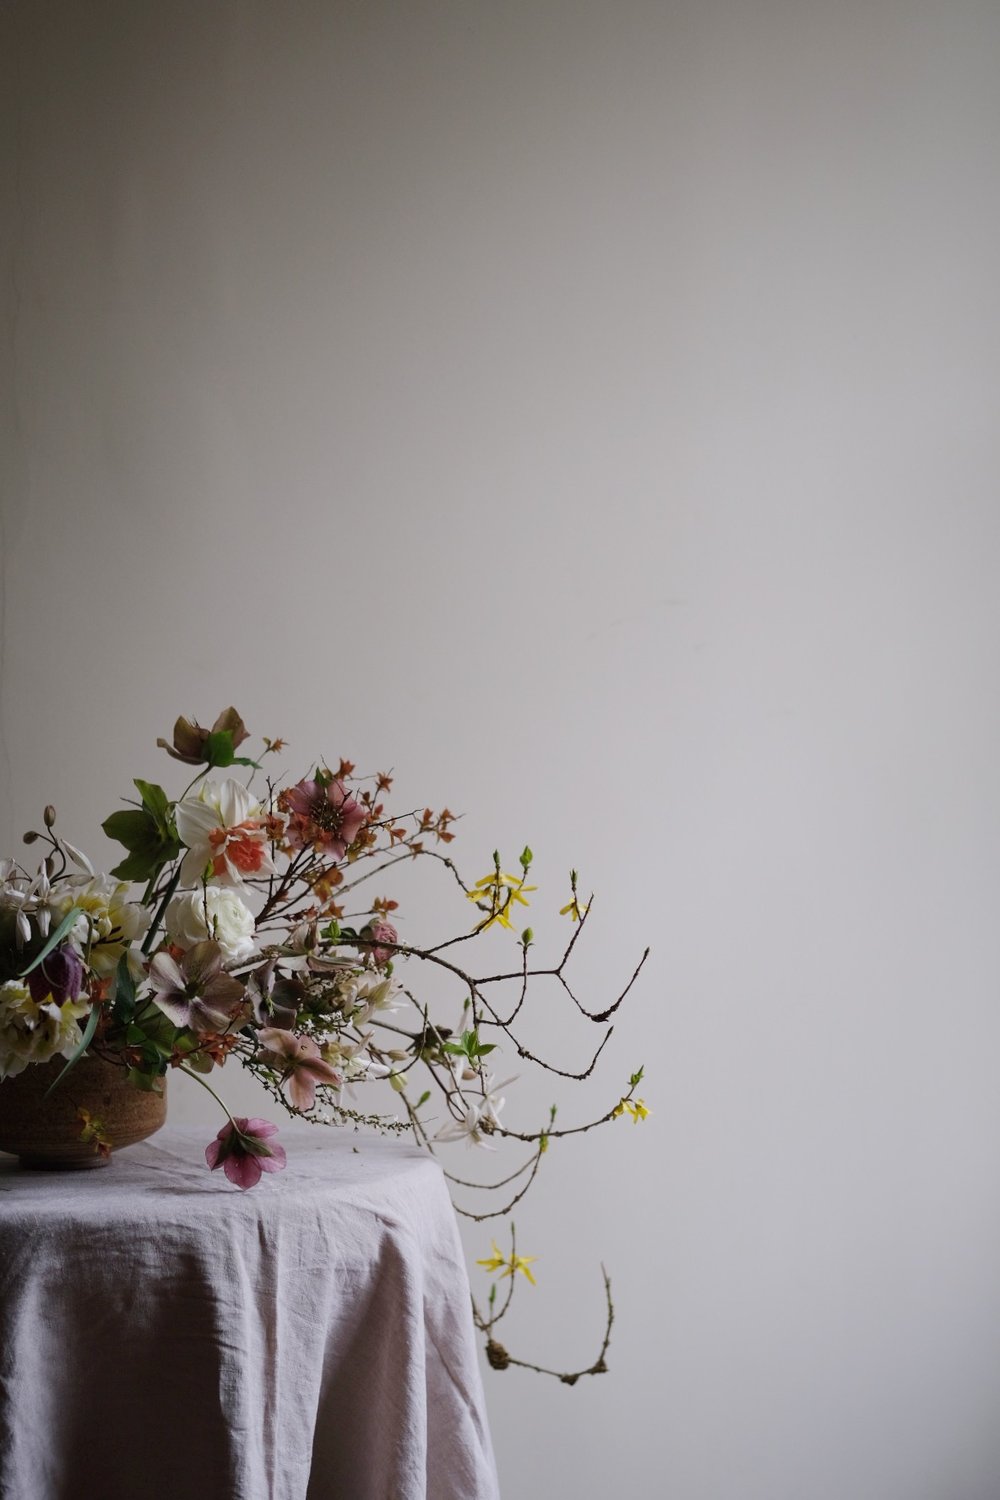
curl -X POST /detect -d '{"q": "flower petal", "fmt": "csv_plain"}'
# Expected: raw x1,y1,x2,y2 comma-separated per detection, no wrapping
223,1152,263,1189
258,1142,287,1173
149,951,186,993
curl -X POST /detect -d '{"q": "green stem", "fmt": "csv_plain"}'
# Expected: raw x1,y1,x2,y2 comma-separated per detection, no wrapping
177,1062,238,1129
141,868,182,955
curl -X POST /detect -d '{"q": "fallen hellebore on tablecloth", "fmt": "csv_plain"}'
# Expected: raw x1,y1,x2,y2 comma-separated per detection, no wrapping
0,709,650,1380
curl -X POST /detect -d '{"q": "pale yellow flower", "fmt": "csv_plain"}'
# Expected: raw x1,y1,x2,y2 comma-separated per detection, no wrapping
612,1096,650,1124
53,876,150,978
467,872,537,932
476,1239,538,1286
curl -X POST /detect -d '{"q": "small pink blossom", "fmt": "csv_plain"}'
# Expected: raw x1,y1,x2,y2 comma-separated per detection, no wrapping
205,1117,287,1190
258,1027,343,1111
359,919,398,967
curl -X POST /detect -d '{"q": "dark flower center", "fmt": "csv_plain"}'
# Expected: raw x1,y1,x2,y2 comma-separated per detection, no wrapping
310,799,343,833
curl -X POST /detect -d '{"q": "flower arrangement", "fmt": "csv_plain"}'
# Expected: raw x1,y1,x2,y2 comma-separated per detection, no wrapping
0,709,649,1378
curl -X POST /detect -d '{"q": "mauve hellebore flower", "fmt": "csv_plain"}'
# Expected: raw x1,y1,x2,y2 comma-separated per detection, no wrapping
205,1117,286,1190
27,944,84,1006
258,1027,343,1111
245,956,303,1031
148,941,246,1033
278,776,367,861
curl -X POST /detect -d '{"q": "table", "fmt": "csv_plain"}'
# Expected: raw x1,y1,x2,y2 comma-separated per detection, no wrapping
0,1126,501,1500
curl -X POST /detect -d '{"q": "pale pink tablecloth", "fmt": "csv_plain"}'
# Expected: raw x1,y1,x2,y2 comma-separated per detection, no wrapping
0,1125,500,1500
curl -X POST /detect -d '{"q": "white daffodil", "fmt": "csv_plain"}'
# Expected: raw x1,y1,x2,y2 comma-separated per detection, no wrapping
175,778,278,889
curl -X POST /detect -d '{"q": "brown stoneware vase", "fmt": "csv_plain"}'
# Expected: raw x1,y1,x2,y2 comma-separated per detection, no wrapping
0,1053,166,1169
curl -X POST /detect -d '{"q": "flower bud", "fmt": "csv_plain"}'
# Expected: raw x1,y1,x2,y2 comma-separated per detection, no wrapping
22,830,39,844
43,805,57,829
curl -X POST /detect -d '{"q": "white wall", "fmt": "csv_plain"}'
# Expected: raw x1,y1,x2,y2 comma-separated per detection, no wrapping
4,3,1000,1496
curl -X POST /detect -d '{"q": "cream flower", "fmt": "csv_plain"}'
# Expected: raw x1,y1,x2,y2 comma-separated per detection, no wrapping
0,981,89,1079
175,778,278,889
165,887,256,964
435,1072,514,1149
335,972,403,1023
53,876,151,979
435,1096,506,1149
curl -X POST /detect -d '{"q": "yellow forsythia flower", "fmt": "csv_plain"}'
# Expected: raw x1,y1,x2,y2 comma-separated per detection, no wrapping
476,1240,538,1285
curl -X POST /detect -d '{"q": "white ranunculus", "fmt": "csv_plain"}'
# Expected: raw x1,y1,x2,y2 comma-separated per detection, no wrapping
0,981,90,1079
165,887,256,963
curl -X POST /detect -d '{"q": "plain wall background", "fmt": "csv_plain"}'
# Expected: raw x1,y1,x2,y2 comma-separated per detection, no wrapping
3,3,1000,1496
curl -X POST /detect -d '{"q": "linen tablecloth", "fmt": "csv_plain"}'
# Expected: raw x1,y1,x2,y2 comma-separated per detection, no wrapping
0,1125,500,1500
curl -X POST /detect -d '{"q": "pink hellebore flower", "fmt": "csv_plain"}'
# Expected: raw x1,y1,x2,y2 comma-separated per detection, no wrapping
205,1117,287,1190
258,1026,343,1112
278,777,367,860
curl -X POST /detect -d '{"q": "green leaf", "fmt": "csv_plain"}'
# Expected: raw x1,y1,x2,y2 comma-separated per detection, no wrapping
204,729,236,767
520,845,533,869
102,809,154,845
188,1052,214,1074
111,953,137,1024
127,1009,177,1056
109,847,164,883
19,905,84,978
42,1001,101,1098
443,1029,497,1061
103,804,180,883
134,779,170,822
416,1090,430,1108
203,733,260,770
629,1066,645,1088
126,1066,165,1093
